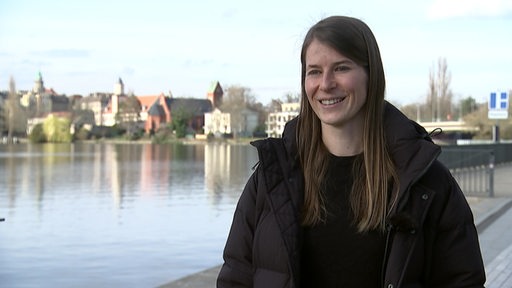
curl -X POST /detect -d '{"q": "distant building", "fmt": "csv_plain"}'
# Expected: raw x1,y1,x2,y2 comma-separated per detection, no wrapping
79,92,110,126
207,81,223,109
138,94,161,123
204,82,231,137
20,72,69,117
144,94,214,135
78,78,139,127
144,81,224,136
22,72,70,134
204,108,231,136
101,78,125,127
266,101,300,138
168,97,214,133
114,77,124,96
143,93,170,133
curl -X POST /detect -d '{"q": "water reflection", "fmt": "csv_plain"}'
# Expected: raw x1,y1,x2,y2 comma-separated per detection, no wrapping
205,143,258,204
0,142,258,287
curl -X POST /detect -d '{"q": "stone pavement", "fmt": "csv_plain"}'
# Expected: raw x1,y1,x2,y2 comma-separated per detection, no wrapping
158,164,512,288
476,163,512,288
481,205,512,288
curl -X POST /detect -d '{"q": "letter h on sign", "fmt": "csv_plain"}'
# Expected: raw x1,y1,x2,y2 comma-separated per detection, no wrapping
488,92,509,119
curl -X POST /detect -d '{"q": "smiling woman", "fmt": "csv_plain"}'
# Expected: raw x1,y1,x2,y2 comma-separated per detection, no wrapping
217,15,485,288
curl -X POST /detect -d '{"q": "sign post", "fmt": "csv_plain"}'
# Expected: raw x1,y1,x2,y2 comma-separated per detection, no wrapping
488,91,509,142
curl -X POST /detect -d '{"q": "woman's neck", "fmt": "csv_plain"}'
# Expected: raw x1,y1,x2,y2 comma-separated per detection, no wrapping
321,122,363,157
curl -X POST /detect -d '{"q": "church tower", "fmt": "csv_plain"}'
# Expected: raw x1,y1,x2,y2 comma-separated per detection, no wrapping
114,77,124,96
33,72,45,94
112,78,124,115
207,81,223,108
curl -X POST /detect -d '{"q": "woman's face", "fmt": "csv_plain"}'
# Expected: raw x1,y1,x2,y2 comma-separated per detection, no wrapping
304,39,368,130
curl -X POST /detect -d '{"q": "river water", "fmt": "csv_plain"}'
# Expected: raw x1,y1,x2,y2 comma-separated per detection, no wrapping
0,142,258,288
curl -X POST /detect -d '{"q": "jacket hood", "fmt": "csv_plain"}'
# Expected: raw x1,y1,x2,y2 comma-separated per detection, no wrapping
383,102,440,199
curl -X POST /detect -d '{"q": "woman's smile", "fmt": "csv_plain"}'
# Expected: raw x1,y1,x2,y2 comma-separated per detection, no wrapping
319,96,346,106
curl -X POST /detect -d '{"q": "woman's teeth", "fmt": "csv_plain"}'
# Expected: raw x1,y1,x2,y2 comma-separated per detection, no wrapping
320,98,343,105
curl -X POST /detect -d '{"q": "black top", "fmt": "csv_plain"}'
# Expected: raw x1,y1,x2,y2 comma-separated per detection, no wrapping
301,154,386,287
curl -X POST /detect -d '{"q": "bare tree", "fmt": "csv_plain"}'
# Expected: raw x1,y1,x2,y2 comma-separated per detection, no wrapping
284,92,300,103
268,98,283,113
220,86,250,120
427,58,453,121
220,85,267,136
6,77,17,143
428,68,437,121
400,103,420,122
221,86,249,112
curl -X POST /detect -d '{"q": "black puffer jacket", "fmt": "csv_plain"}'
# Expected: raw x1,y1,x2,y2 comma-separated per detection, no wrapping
217,102,486,288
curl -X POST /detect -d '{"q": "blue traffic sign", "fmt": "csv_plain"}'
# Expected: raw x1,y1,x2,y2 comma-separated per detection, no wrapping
489,92,509,110
488,91,509,119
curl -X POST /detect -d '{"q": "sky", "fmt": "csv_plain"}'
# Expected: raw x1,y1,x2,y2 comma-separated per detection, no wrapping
0,0,511,106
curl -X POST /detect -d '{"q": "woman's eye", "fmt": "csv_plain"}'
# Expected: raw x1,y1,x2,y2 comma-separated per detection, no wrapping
306,70,321,76
335,65,350,72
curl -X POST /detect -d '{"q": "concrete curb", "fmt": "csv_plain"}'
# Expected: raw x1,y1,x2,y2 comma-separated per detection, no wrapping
476,198,512,233
157,265,221,288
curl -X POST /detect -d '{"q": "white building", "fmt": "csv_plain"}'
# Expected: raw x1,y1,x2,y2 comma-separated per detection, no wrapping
266,102,300,138
204,108,231,136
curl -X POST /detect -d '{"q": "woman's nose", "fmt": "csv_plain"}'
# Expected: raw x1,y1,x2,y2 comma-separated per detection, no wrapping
320,71,336,91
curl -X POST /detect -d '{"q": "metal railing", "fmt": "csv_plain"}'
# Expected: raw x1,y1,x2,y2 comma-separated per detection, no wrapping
438,148,496,197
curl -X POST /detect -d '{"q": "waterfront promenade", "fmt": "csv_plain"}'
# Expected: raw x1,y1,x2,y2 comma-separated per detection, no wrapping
159,164,512,288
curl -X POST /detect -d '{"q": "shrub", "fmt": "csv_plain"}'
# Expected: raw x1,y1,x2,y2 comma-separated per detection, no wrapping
43,115,72,143
29,124,46,143
74,127,91,141
152,126,175,144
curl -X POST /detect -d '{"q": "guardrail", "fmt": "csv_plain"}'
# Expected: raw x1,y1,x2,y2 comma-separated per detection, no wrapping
437,143,512,197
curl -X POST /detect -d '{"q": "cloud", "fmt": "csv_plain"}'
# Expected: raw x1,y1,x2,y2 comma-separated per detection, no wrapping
427,0,512,19
122,66,135,76
221,7,238,19
31,49,90,58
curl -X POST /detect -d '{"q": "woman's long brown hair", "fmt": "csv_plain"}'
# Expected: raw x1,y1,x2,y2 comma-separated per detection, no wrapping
297,16,399,232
